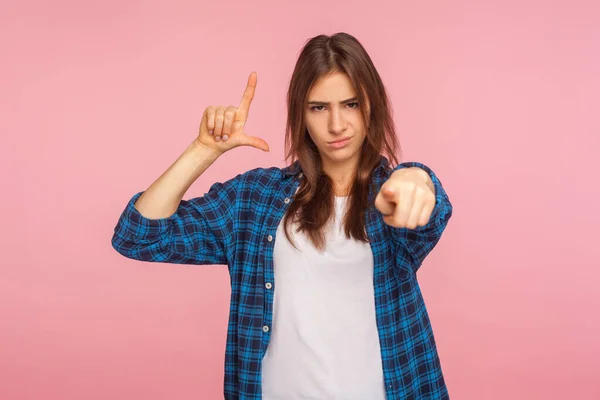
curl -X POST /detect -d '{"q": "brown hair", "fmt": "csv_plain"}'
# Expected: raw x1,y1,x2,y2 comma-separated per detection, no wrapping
283,32,401,251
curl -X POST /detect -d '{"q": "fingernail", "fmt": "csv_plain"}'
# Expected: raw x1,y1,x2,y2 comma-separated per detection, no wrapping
222,135,229,141
209,130,213,135
215,136,221,142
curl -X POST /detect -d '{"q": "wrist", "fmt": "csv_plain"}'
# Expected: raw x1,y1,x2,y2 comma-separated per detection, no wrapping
190,139,223,160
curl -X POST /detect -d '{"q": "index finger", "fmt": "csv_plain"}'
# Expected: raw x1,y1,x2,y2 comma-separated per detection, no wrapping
376,189,396,216
236,72,257,122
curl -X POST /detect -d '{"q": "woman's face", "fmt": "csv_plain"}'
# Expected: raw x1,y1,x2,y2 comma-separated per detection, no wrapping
304,71,368,173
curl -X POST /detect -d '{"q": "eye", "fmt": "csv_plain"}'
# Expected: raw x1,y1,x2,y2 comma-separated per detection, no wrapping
310,105,325,111
346,102,359,109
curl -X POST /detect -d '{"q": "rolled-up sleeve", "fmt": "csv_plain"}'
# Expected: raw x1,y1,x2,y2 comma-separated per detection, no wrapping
390,162,453,273
111,177,239,266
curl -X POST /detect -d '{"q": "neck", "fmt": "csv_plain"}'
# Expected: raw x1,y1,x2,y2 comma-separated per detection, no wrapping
322,158,358,197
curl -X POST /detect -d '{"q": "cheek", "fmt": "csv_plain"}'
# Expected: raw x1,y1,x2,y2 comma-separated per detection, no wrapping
304,114,313,135
304,126,320,148
304,119,323,143
351,116,367,137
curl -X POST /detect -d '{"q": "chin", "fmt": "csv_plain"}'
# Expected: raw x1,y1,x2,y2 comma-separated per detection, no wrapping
326,148,358,162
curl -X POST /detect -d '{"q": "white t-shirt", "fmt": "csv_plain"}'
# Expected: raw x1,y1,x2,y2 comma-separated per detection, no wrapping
261,196,386,400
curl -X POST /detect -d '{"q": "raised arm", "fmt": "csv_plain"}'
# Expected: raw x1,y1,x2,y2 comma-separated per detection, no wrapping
111,72,269,265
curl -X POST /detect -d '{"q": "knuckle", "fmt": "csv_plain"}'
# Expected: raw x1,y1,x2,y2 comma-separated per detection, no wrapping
406,181,417,191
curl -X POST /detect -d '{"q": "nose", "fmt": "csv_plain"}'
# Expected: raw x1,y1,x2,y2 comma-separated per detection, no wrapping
328,107,347,135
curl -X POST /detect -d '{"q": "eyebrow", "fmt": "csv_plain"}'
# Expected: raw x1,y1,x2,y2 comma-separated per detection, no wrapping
307,97,358,106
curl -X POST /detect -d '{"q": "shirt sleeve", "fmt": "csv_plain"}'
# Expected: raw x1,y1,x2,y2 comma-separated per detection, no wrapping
111,177,239,265
389,162,453,273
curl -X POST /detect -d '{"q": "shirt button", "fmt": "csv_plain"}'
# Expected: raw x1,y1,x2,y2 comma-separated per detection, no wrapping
298,173,303,178
265,282,272,289
284,198,290,204
267,235,273,242
262,325,270,332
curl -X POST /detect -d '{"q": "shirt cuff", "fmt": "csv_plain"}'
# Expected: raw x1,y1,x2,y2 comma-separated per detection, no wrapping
113,191,177,239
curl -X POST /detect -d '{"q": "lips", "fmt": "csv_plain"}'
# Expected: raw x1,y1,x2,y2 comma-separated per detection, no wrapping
328,137,351,144
328,136,352,149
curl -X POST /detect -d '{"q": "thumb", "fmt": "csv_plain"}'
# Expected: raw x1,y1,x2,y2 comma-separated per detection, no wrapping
238,134,270,152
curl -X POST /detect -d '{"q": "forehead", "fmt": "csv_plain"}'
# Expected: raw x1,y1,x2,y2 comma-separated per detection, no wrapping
307,72,357,101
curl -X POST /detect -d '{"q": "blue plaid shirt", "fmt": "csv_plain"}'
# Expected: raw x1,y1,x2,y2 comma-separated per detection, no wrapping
111,156,453,399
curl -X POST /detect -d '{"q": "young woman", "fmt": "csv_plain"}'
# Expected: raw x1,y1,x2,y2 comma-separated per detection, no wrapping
112,32,453,400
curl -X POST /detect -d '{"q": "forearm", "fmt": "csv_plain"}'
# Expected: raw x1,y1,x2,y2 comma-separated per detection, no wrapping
389,162,453,269
134,140,221,219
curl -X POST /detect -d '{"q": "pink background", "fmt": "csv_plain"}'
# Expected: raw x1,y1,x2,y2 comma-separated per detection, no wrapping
2,0,599,399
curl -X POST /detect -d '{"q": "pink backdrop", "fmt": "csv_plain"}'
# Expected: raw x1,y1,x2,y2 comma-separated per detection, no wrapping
2,0,599,399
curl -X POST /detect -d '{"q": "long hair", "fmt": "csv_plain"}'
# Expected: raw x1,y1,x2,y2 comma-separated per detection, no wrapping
283,32,400,251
